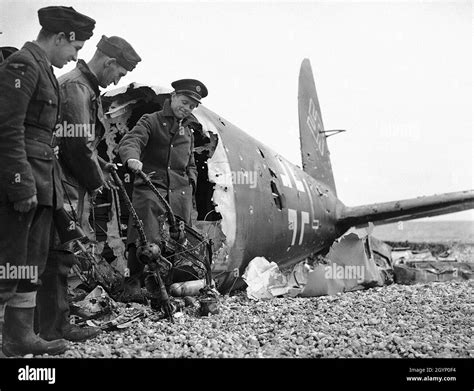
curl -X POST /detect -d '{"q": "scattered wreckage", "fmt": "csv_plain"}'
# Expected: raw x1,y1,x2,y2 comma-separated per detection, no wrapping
62,206,472,330
56,58,473,328
57,166,219,326
240,232,473,301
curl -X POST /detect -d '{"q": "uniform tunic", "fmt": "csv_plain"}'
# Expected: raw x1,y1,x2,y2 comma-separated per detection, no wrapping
0,42,63,302
56,60,106,234
118,99,198,246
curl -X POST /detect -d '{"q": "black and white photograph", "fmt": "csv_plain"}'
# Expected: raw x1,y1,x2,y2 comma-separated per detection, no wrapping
0,0,472,388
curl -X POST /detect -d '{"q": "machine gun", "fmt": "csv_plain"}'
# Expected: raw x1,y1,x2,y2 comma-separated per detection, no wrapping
110,166,174,322
134,169,186,244
134,169,214,289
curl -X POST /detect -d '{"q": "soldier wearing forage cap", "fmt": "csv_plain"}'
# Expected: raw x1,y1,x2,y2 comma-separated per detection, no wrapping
57,35,142,230
118,79,208,302
0,5,95,357
35,35,141,343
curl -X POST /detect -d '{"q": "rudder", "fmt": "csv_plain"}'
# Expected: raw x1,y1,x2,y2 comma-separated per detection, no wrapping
298,58,337,195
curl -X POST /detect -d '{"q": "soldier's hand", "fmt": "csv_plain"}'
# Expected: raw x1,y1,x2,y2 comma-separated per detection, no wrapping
127,159,143,173
13,195,38,213
103,162,118,173
102,163,118,190
90,186,103,201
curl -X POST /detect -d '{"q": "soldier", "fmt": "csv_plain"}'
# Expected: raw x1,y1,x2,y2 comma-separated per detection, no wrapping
118,79,208,300
0,6,95,356
36,35,141,342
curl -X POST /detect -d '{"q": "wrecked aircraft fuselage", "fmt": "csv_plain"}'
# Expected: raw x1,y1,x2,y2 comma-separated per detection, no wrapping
97,84,341,292
94,60,474,293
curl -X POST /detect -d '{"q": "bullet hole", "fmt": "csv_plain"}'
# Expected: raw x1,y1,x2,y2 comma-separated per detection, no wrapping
268,168,277,178
271,181,285,210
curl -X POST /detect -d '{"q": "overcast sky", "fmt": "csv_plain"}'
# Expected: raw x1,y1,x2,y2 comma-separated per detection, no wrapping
1,0,472,221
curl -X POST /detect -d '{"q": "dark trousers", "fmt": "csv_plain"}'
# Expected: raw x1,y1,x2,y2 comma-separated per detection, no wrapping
0,204,52,304
36,248,75,337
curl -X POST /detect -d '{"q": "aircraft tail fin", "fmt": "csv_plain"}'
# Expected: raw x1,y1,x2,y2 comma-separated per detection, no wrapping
298,58,337,195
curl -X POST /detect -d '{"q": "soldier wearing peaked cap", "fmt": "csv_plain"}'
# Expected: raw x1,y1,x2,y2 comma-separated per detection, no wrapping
35,35,141,343
170,79,208,104
118,79,208,302
0,5,95,357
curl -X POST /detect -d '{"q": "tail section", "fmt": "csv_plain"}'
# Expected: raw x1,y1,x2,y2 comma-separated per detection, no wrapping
298,58,337,195
336,190,474,234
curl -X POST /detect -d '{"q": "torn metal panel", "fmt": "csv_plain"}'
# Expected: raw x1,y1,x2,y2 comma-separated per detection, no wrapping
300,264,345,297
369,236,394,284
71,285,116,320
394,260,473,284
325,233,385,291
102,83,171,100
193,220,229,278
391,249,414,265
242,257,289,300
203,122,237,271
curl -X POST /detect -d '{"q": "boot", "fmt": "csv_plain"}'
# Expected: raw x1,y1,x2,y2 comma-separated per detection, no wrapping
2,306,68,357
37,250,101,342
51,322,101,342
119,275,147,304
118,245,146,304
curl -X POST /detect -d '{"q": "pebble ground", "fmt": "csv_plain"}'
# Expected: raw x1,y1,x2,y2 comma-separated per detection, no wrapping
40,280,473,358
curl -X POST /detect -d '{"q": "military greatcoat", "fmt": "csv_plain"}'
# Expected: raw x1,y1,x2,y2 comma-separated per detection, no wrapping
118,99,198,246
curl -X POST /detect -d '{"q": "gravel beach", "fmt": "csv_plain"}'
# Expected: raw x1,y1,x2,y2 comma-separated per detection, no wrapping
43,280,473,359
